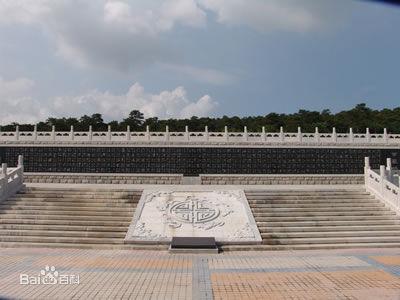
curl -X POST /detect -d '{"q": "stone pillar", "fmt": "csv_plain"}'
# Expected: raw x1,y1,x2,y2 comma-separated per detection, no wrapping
89,125,93,141
107,125,112,141
262,126,266,142
165,125,170,142
70,125,74,141
52,125,56,141
332,127,337,143
349,127,354,143
279,126,284,142
224,126,228,142
366,128,371,143
386,157,393,181
15,125,19,141
380,165,387,194
33,124,38,141
298,127,302,143
126,126,131,141
1,163,7,178
384,128,388,144
18,155,24,182
314,127,320,143
146,125,150,141
364,157,370,187
185,126,189,141
205,126,209,142
244,126,248,142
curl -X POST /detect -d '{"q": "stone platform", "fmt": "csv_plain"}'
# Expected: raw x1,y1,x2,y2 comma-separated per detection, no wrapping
125,189,262,244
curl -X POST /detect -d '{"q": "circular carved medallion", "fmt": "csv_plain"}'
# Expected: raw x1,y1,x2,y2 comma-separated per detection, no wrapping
169,199,220,224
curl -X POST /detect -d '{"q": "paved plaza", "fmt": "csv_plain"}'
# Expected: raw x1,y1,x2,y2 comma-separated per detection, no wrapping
1,248,400,299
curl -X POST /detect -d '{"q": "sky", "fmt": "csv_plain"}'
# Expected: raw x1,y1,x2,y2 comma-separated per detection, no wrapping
0,0,399,124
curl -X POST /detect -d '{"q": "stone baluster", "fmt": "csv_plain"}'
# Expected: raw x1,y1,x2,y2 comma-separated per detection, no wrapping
225,126,229,142
146,126,150,141
279,126,284,142
261,126,266,142
18,155,24,182
15,125,19,141
366,128,371,143
33,124,38,141
386,157,393,182
107,125,112,141
165,126,170,142
349,127,354,143
380,165,387,194
185,126,189,141
1,163,7,178
52,125,56,141
70,125,74,141
384,128,388,144
298,127,302,143
332,127,337,143
89,125,93,141
315,127,320,143
205,126,209,142
126,126,131,141
244,126,248,142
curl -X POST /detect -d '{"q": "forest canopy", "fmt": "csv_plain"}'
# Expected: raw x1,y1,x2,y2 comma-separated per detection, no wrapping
1,103,400,133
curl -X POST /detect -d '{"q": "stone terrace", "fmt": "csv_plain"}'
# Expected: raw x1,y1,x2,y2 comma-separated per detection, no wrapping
1,247,400,299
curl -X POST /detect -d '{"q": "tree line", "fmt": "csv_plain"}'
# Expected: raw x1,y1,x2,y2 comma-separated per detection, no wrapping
1,103,400,133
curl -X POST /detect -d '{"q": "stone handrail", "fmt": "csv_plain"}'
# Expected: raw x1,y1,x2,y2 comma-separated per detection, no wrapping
364,157,400,214
0,125,399,146
0,155,25,202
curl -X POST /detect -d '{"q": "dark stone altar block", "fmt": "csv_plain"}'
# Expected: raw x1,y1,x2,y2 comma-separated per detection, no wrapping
169,237,218,253
0,146,398,176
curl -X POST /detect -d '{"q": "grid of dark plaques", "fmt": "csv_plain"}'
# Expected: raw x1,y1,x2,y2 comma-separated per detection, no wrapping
0,146,398,176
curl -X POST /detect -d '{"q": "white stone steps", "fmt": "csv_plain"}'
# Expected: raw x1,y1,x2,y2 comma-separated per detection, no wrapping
261,230,400,239
250,203,385,209
247,199,379,204
0,219,131,227
0,236,124,244
256,220,399,226
0,242,168,250
0,224,128,232
252,211,395,217
0,209,134,217
251,207,390,213
257,225,400,232
254,215,399,222
0,201,136,212
245,194,373,199
0,229,126,238
265,236,400,245
14,193,138,199
0,214,132,222
8,197,138,204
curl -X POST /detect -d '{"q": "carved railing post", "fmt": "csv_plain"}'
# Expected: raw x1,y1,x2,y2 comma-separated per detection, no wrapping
262,126,266,142
52,125,56,141
298,127,302,143
146,125,150,141
107,125,111,141
89,125,93,141
244,126,248,142
279,126,284,142
332,127,337,143
225,126,229,142
33,124,38,141
349,127,354,143
315,127,320,143
185,126,189,141
165,126,170,142
384,128,388,144
366,128,371,143
70,126,74,141
205,126,209,142
15,125,19,141
126,126,131,141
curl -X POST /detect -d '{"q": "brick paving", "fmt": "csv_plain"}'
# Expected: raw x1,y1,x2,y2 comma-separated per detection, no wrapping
1,248,400,299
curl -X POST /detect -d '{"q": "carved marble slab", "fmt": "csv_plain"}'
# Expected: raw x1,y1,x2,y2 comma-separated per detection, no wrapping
125,189,262,244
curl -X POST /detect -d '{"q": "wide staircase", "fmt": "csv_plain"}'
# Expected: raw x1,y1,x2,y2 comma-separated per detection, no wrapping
0,187,164,250
223,188,400,251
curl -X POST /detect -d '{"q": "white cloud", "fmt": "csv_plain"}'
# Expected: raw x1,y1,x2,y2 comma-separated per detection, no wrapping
0,0,344,72
0,77,50,124
0,78,218,124
198,0,343,33
162,63,235,85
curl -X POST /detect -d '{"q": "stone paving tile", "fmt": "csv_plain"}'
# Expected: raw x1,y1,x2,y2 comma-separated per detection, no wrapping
1,247,400,299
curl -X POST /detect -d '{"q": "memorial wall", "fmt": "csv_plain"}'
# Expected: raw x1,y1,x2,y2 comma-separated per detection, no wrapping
0,146,398,176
